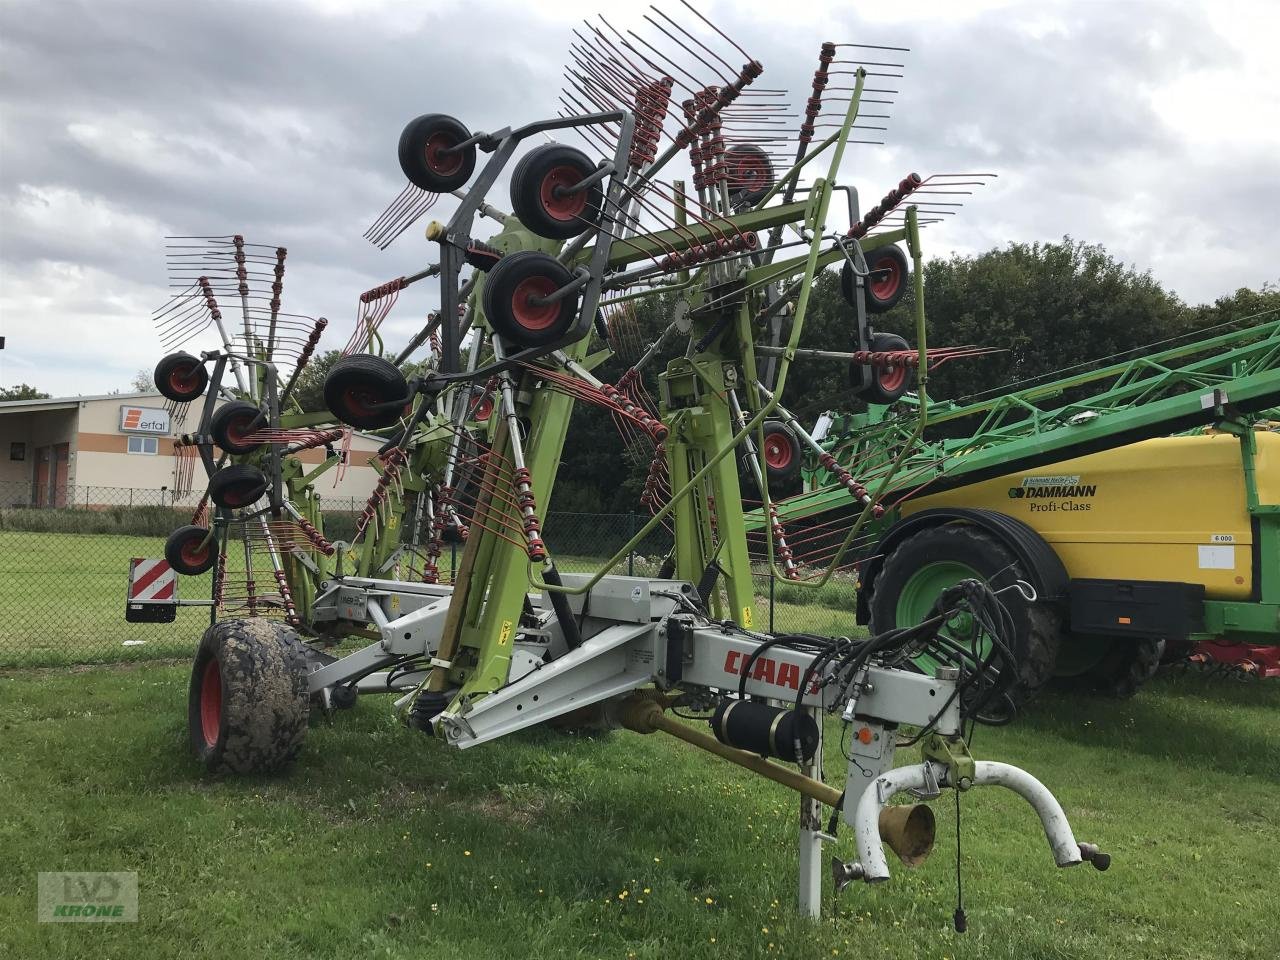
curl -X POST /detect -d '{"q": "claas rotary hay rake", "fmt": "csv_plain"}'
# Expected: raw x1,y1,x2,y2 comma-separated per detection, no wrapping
125,3,1111,920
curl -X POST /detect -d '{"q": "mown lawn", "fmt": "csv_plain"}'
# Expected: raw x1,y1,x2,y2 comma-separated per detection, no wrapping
0,530,861,666
0,663,1275,960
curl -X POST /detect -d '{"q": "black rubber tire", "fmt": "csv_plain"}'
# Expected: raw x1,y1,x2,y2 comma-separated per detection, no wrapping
397,113,476,193
761,420,802,485
725,143,775,206
208,463,270,509
862,244,910,313
509,143,604,240
853,331,915,405
155,352,209,403
483,251,580,348
869,523,1062,707
323,354,410,430
188,618,311,774
210,400,265,454
1065,636,1166,698
165,524,217,576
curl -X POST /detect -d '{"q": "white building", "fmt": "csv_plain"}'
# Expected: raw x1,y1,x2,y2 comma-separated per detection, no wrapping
0,391,384,508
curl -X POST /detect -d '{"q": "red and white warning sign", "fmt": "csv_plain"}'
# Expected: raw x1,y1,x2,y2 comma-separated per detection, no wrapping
127,558,176,602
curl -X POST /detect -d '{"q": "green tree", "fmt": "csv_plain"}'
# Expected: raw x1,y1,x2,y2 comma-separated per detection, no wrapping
286,349,342,414
779,238,1197,426
0,384,51,400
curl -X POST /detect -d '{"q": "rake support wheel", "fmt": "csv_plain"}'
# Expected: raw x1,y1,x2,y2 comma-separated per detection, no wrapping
323,355,410,430
509,143,604,240
725,143,775,206
398,114,476,193
155,352,209,403
841,244,910,314
853,331,915,406
210,400,265,454
165,524,217,576
189,618,311,774
208,463,270,509
761,420,802,485
483,251,581,348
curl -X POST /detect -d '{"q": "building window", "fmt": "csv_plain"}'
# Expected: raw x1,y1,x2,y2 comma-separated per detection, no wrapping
127,436,159,456
9,442,24,461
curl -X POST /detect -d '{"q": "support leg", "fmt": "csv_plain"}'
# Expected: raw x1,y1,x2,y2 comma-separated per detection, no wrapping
797,706,824,917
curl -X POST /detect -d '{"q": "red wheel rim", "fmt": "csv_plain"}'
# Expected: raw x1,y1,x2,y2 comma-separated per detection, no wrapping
219,481,260,507
343,387,377,417
179,534,209,568
868,256,903,301
764,434,793,470
510,275,560,332
730,154,768,193
168,364,200,396
225,413,256,447
471,394,493,421
539,164,588,222
200,658,222,748
424,131,464,176
878,360,907,392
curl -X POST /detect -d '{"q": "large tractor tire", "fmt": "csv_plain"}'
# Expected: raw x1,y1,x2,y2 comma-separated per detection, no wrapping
1056,635,1165,698
188,618,311,774
869,524,1061,707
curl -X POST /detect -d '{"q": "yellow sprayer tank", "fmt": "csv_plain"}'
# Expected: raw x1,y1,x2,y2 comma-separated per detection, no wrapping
902,429,1280,602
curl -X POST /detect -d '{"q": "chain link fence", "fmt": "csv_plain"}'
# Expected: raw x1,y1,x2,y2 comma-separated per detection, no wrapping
0,480,859,667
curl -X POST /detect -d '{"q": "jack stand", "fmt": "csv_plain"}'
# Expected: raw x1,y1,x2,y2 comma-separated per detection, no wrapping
797,705,826,917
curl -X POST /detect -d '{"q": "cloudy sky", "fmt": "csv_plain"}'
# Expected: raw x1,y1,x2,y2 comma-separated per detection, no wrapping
1,0,1277,397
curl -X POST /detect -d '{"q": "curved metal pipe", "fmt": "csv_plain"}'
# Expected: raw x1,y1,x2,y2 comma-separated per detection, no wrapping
851,760,1085,883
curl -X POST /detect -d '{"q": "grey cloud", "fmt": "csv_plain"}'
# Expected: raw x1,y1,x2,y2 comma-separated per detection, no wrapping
1,0,1276,396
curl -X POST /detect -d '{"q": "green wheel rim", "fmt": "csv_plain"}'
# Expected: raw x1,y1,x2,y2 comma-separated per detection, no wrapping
894,560,990,675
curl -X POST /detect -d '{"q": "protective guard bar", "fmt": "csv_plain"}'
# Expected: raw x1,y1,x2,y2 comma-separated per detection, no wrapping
851,760,1089,883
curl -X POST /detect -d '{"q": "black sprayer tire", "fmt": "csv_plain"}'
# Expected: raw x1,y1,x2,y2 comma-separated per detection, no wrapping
854,331,915,406
398,113,476,193
210,400,265,454
483,251,581,348
869,523,1062,707
1064,636,1166,698
189,618,311,774
165,524,217,576
509,143,604,240
155,352,209,403
323,354,410,430
207,463,270,509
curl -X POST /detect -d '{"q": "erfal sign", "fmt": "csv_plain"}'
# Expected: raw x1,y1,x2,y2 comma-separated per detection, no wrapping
119,406,170,434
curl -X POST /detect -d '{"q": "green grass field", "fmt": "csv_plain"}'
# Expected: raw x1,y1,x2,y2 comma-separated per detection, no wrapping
1,662,1275,960
0,531,859,666
0,531,217,667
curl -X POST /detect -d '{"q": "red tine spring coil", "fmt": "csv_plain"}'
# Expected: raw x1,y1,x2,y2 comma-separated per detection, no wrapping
232,235,249,298
847,173,922,239
800,42,836,145
359,276,406,304
197,276,222,322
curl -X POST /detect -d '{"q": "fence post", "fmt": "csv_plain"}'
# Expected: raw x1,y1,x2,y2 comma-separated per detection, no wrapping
769,572,775,634
627,512,635,576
